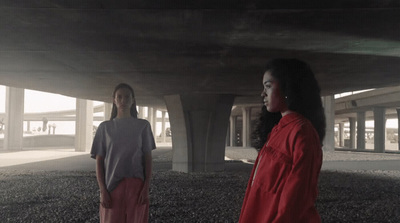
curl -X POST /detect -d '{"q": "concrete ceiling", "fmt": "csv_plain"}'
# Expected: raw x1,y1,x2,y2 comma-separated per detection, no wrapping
1,0,400,109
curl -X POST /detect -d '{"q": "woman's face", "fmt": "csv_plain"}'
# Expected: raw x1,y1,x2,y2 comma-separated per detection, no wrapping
261,71,288,113
114,87,134,111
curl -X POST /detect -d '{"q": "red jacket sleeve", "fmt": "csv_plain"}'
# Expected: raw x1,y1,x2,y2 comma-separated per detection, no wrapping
274,124,322,223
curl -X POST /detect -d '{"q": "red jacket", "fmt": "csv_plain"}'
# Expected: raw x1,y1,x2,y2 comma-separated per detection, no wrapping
239,113,322,223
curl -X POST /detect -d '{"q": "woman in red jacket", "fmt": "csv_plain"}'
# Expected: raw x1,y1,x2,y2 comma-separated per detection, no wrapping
239,59,326,223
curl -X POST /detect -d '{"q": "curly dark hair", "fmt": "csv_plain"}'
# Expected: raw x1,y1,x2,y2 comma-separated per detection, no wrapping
251,58,326,150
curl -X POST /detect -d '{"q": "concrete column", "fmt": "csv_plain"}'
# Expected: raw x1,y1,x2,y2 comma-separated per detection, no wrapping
229,116,236,147
164,94,234,173
322,95,335,151
138,106,145,119
161,111,166,143
104,103,112,121
374,107,386,153
349,117,356,149
75,99,93,152
397,109,400,150
357,111,366,150
147,107,154,125
226,124,230,146
338,122,344,147
241,107,251,147
152,109,157,138
4,87,24,150
247,108,252,147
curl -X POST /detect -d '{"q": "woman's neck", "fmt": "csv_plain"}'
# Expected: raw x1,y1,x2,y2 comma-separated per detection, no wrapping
116,109,131,119
281,110,294,117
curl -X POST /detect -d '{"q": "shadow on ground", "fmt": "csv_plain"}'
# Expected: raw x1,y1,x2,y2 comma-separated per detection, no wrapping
0,160,399,222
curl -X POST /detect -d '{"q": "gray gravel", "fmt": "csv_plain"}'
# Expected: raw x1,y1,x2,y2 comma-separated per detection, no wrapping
1,149,400,222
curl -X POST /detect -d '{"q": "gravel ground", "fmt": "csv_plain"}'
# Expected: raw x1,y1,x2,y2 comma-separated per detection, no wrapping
1,149,400,222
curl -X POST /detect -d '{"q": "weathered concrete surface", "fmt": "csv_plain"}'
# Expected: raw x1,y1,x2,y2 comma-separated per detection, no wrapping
0,1,400,107
165,94,234,172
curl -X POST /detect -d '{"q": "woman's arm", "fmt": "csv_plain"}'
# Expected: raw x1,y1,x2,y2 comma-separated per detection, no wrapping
274,128,322,223
96,155,111,209
139,151,152,204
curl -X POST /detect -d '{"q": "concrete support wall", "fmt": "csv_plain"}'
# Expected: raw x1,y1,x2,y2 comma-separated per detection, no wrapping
75,99,93,152
373,107,386,153
165,94,234,173
322,95,335,151
357,111,366,150
3,87,24,151
349,117,356,149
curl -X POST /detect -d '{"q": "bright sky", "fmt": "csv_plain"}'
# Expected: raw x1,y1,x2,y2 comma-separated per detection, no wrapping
0,85,103,113
24,89,77,113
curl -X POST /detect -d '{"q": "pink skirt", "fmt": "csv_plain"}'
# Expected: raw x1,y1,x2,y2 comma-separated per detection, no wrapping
100,178,149,223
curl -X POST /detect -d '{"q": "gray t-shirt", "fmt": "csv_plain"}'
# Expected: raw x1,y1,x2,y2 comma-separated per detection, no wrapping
90,117,156,192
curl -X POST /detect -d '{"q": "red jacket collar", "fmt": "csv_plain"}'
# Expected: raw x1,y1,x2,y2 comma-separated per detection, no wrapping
277,112,303,129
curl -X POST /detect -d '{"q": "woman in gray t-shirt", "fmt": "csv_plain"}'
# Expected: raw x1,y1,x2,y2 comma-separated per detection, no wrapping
91,83,156,223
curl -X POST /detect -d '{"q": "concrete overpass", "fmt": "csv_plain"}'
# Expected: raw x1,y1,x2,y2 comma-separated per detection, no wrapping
335,86,400,153
1,0,400,172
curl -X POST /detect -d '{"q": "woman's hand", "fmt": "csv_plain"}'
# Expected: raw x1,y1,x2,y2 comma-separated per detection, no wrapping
138,183,149,205
100,189,112,209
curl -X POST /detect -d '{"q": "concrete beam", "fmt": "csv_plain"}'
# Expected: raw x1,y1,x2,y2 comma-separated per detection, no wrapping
336,86,400,114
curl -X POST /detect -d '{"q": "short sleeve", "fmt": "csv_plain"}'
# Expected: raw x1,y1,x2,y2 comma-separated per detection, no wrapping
90,122,106,159
142,121,156,153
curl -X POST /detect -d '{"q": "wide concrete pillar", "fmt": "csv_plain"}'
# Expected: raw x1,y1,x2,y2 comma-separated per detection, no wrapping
322,95,335,151
357,111,366,150
397,109,400,150
104,103,112,121
338,122,345,147
164,94,234,173
241,107,251,147
75,99,93,152
373,107,386,153
229,116,237,147
349,117,356,149
3,87,24,151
